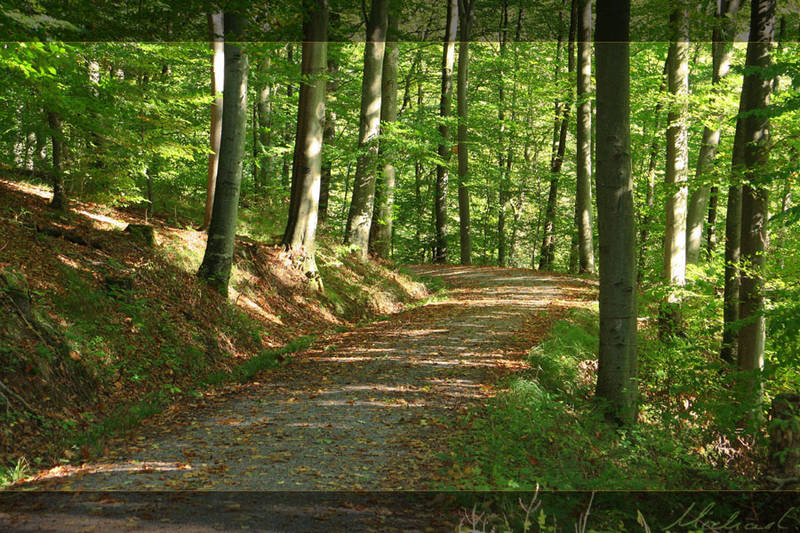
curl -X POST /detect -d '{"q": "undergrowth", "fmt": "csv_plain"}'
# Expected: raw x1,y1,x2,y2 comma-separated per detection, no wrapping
445,304,756,528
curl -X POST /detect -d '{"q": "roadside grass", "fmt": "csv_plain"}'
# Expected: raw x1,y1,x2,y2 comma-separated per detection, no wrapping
444,307,754,529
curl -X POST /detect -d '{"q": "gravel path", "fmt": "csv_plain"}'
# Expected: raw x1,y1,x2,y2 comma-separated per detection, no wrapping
2,266,590,531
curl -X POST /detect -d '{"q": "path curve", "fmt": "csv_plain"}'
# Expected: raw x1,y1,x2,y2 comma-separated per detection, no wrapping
2,266,593,531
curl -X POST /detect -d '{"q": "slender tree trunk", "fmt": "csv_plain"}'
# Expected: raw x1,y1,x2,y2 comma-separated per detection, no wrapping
456,0,475,265
369,14,399,259
594,0,637,426
318,56,338,223
202,12,224,231
637,59,668,284
706,185,719,256
540,0,577,271
575,0,595,274
736,0,775,410
197,12,249,296
496,2,509,267
256,57,272,198
344,0,388,259
282,0,328,283
660,1,690,338
434,0,458,264
281,45,296,189
47,112,66,210
685,0,742,264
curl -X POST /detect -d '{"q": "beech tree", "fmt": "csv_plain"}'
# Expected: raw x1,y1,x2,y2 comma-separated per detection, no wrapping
736,0,776,409
282,0,328,283
369,13,399,259
456,0,475,265
574,0,594,274
197,12,248,295
344,0,389,259
660,0,689,338
201,12,224,231
594,0,637,425
684,0,742,264
434,0,458,264
539,0,576,271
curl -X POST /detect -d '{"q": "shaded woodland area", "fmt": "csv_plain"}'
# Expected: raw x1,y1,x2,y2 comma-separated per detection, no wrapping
2,0,800,528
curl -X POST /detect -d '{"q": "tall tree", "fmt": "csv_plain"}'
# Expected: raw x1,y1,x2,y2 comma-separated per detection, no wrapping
434,0,458,263
660,0,689,337
369,13,399,259
685,0,743,264
539,0,577,270
197,12,249,295
255,56,273,198
594,0,637,425
736,0,776,409
201,12,224,231
344,0,389,259
318,54,338,223
282,0,328,282
456,0,475,265
574,0,595,274
47,111,65,210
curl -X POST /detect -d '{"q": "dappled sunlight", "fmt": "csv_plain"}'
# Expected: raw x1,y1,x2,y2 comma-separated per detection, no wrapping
15,265,596,492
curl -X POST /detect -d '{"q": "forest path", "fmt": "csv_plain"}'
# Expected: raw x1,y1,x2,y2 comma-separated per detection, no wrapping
3,265,593,531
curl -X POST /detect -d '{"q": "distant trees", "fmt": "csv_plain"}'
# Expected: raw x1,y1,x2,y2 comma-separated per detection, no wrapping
197,12,249,295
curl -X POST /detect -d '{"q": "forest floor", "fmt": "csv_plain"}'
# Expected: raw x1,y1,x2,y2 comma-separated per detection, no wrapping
2,265,595,532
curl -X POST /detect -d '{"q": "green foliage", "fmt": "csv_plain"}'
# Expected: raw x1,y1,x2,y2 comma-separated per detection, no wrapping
448,308,752,493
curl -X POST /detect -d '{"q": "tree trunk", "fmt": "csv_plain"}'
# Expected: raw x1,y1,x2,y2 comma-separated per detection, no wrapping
318,56,338,224
197,12,249,296
344,0,388,259
256,57,272,198
594,0,637,426
456,0,475,265
282,0,328,283
496,2,509,267
434,0,458,264
575,0,595,274
660,1,690,338
540,0,577,271
201,12,224,232
47,112,66,210
706,185,719,257
369,14,399,259
685,0,742,264
736,0,775,411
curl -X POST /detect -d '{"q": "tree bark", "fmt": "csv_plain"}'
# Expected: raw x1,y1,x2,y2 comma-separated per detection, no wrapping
256,57,272,198
660,1,690,338
434,0,458,264
318,55,338,223
685,0,742,264
539,0,577,271
47,112,66,210
197,12,249,296
282,0,328,283
201,12,224,231
344,0,388,259
594,0,637,426
736,0,775,410
456,0,474,265
369,14,399,259
575,0,594,274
